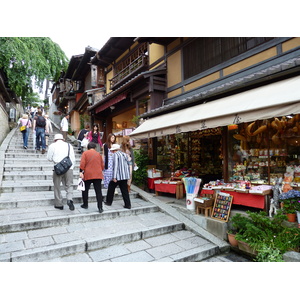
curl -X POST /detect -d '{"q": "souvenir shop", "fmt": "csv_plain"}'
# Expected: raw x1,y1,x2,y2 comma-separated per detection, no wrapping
131,76,300,212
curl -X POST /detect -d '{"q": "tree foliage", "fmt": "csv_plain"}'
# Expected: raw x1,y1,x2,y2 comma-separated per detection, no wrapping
0,37,69,100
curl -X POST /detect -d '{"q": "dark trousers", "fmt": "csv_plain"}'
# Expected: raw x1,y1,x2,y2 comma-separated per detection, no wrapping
82,179,103,209
106,179,131,208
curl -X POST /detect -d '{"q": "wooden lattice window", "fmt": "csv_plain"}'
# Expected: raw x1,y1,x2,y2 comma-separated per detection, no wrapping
183,37,274,80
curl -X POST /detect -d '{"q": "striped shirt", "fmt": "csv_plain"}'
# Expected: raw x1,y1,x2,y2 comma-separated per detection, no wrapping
112,150,130,181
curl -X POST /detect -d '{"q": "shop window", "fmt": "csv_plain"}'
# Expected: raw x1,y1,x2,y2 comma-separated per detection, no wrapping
228,115,300,186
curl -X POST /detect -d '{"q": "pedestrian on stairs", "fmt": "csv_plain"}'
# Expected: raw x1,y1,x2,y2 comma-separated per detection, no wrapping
19,113,32,149
103,133,116,188
87,124,103,153
44,114,53,148
60,113,69,140
104,144,131,209
79,142,105,213
121,136,136,192
32,110,48,154
47,134,76,211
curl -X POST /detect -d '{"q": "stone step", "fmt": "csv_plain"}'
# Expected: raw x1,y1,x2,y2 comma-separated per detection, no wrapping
0,221,191,262
3,165,81,172
3,157,81,164
4,152,82,159
0,179,81,192
0,189,138,209
3,171,62,181
0,198,158,233
43,232,219,262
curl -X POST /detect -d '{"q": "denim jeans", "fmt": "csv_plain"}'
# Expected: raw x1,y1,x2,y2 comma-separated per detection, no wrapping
35,127,46,150
22,129,29,147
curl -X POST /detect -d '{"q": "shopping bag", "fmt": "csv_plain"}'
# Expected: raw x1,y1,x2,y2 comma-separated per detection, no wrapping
77,178,85,191
81,138,89,147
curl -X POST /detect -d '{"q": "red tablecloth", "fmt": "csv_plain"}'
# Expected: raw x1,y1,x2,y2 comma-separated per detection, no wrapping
201,189,266,209
200,189,214,195
147,177,163,190
155,183,177,194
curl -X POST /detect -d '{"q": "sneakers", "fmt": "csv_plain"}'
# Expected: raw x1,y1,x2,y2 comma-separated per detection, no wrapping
41,149,46,154
67,200,75,211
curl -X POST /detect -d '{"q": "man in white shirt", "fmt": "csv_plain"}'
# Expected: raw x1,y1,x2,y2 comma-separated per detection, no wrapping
60,114,69,140
47,134,76,210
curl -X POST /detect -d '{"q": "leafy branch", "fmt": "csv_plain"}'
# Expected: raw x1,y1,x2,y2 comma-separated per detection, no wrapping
0,37,68,101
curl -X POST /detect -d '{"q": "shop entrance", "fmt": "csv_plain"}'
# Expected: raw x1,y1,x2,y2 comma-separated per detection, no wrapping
192,133,223,184
155,129,223,183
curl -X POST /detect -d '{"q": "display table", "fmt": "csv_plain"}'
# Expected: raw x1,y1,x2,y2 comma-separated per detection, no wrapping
200,189,270,211
155,182,184,199
147,177,163,190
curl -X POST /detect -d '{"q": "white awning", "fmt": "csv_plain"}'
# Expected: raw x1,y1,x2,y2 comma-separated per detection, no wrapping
130,75,300,139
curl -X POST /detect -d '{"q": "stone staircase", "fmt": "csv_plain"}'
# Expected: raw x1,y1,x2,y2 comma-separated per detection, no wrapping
0,126,227,262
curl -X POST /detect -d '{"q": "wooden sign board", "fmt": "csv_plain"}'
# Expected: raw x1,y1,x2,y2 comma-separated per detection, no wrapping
211,192,233,222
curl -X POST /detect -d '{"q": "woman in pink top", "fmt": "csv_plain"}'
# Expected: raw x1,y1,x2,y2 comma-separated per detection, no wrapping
19,114,32,149
87,124,103,152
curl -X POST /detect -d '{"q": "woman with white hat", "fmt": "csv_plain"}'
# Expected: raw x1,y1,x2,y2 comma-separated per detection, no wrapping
104,144,131,209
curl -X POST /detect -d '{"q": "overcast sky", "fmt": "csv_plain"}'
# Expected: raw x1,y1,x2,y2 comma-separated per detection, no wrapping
49,36,110,59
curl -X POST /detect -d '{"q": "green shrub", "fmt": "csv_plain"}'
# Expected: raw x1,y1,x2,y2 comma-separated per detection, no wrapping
230,210,300,262
132,149,148,188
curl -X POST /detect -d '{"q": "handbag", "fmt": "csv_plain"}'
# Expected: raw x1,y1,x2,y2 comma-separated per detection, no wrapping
81,138,89,147
54,144,72,175
77,178,85,191
19,119,29,132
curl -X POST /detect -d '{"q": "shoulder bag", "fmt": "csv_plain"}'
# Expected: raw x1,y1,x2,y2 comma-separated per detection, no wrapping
54,143,72,175
20,119,29,132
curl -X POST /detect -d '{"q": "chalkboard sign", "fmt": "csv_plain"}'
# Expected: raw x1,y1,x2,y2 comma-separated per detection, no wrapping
211,192,233,222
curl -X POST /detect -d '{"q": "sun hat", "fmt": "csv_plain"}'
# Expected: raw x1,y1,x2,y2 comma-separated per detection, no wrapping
54,134,64,141
110,144,120,151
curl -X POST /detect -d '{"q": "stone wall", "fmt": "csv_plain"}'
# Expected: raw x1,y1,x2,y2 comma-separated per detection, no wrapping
0,104,10,146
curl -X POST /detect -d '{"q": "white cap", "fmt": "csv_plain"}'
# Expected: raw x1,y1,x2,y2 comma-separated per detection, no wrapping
54,134,64,141
109,144,120,151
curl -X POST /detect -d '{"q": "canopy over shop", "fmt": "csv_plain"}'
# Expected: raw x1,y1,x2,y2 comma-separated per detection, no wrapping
130,75,300,139
130,75,300,186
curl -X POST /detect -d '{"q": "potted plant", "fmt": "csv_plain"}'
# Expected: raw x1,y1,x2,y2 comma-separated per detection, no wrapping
229,213,253,250
227,229,238,247
279,189,300,222
230,210,300,261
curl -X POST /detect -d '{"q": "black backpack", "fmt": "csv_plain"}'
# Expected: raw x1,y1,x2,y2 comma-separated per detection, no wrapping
36,116,46,127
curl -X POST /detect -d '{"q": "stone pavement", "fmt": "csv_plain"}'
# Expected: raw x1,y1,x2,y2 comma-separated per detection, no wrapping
0,125,246,262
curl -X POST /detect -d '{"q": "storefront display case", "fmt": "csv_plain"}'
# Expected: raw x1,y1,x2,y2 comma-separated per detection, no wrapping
157,133,188,172
228,115,300,187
